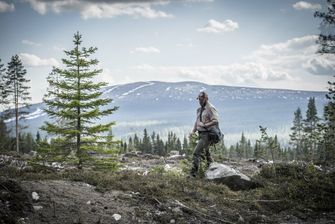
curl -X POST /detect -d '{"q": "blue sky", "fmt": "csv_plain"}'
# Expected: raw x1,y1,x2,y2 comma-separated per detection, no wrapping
0,0,334,103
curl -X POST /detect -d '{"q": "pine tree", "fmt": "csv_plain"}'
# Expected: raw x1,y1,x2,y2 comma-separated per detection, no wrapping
151,131,156,154
304,97,320,162
156,134,165,156
141,128,151,153
246,139,253,159
272,135,281,160
229,145,236,159
219,140,228,158
254,141,261,159
315,0,335,165
128,136,134,152
134,134,140,150
289,107,304,160
257,126,278,162
237,133,247,160
314,0,335,55
0,58,9,110
41,32,118,168
176,138,182,153
0,119,10,151
2,55,31,153
36,131,41,142
123,142,127,153
182,136,189,155
0,59,10,151
188,132,198,156
20,132,35,154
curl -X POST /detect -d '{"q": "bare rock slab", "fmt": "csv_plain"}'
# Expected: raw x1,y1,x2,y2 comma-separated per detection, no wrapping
205,162,261,190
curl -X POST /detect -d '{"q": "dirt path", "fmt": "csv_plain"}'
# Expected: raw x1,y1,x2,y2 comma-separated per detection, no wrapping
22,180,155,224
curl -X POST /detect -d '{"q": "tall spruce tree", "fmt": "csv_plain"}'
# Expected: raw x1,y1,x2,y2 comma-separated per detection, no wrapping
140,128,151,153
289,107,304,160
182,136,189,155
0,119,10,151
41,32,118,168
304,97,320,162
0,59,8,109
315,0,335,165
156,134,165,156
237,132,247,160
314,0,335,54
134,134,140,150
2,55,31,153
0,59,10,151
246,139,252,159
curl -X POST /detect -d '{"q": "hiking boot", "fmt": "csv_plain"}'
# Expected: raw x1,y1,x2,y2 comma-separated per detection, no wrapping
187,172,197,179
206,161,212,168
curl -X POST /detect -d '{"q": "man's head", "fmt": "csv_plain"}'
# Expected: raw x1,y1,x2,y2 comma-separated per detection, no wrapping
197,91,208,107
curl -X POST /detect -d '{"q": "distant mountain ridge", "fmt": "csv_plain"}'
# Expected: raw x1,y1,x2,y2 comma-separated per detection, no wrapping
3,81,328,146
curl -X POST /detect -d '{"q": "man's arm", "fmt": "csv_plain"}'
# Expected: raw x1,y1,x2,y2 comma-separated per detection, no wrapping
192,121,197,133
204,106,219,128
204,119,218,128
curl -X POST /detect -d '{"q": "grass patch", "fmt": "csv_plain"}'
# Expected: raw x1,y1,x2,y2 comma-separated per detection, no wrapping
258,163,335,211
1,159,334,223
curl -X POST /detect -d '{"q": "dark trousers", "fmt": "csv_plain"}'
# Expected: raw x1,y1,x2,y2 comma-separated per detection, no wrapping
191,132,213,174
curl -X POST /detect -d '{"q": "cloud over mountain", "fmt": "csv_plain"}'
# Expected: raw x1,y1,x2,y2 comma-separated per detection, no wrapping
20,53,59,67
197,19,239,33
22,0,215,19
293,1,321,10
0,1,14,13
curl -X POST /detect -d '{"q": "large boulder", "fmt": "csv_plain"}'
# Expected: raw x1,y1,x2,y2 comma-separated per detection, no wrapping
205,162,260,190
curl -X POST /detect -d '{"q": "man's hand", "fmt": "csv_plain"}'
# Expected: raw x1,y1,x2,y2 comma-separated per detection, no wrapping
198,121,206,128
189,132,198,140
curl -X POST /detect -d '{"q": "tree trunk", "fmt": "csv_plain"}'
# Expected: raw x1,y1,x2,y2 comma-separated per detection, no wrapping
14,72,19,153
76,46,81,169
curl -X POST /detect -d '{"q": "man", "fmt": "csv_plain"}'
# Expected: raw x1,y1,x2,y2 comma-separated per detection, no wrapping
189,91,219,177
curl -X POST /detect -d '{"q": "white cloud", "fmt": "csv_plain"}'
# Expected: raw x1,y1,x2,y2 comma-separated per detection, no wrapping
52,45,66,51
22,40,42,47
303,54,335,75
99,67,116,85
23,0,174,19
19,53,60,67
197,19,239,33
135,64,155,70
116,120,169,128
81,2,173,19
24,0,47,14
122,35,332,91
178,63,290,84
248,35,335,75
183,0,214,2
293,1,321,10
130,46,160,54
176,42,194,48
0,1,14,13
127,63,291,88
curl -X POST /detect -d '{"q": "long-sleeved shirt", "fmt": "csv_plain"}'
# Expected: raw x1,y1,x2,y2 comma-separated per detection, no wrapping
193,101,219,132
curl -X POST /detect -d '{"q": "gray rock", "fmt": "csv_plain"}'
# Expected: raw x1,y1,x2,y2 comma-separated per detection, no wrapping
33,205,43,211
205,162,260,190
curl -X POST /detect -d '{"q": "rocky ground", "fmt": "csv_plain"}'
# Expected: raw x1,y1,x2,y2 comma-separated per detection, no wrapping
1,153,335,224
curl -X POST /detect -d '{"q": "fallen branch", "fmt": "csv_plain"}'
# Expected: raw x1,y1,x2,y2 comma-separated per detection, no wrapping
222,198,282,203
0,183,13,193
152,197,162,206
173,200,234,224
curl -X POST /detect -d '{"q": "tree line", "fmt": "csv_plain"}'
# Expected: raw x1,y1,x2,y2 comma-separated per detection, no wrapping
0,1,334,167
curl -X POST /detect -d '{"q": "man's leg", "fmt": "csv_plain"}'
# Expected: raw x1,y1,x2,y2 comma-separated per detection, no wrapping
205,146,213,167
190,134,210,176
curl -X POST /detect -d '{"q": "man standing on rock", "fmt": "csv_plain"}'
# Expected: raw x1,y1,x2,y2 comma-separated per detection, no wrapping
189,91,219,178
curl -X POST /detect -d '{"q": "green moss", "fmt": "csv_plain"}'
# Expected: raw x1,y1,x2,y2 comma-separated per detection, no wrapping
258,163,335,211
